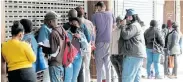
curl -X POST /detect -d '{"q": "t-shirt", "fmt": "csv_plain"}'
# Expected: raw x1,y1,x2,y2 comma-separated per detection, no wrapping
92,11,115,43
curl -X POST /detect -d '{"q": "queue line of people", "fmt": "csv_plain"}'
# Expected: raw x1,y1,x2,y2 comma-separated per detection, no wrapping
2,1,183,82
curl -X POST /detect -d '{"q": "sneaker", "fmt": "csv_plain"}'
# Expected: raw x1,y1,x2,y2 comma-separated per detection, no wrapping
167,75,177,79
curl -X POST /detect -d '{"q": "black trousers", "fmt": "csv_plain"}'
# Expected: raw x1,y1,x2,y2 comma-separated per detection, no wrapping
8,67,37,82
110,55,123,82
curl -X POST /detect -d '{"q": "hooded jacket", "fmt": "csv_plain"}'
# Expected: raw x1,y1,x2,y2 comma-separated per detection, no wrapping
118,22,146,58
167,30,181,55
43,27,65,66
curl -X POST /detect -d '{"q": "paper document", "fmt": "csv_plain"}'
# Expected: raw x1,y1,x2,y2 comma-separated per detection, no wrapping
38,39,50,47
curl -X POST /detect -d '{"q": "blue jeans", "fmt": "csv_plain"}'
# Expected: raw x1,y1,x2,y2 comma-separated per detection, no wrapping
122,56,143,82
64,53,83,82
146,48,161,77
49,65,64,82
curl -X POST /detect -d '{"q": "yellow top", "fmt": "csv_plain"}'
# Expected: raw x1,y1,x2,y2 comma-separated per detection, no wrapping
1,39,36,71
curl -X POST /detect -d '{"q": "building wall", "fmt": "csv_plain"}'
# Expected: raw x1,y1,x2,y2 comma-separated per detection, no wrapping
1,1,7,82
4,0,85,41
180,1,183,33
163,0,175,24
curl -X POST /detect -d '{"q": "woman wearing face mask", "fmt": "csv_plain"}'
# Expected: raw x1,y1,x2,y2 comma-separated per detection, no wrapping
1,21,36,82
118,9,146,82
64,17,88,82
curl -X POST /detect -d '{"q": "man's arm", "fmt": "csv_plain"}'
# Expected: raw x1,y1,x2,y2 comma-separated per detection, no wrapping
112,14,116,30
42,32,58,54
83,24,91,43
120,25,138,40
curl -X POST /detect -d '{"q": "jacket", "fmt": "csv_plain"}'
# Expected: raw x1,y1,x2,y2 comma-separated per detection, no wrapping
118,22,146,58
144,27,165,49
167,30,181,55
43,27,65,66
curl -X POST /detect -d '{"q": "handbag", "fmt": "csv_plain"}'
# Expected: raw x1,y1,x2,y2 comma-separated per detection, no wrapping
55,28,78,67
152,30,164,54
62,33,78,67
36,47,48,72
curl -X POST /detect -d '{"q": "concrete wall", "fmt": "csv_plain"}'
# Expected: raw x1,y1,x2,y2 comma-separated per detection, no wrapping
1,1,7,82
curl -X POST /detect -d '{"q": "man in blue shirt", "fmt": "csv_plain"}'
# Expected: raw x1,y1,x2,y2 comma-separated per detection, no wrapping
38,11,60,82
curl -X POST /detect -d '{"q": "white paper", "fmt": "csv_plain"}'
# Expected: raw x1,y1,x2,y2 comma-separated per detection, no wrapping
50,47,60,57
38,39,50,47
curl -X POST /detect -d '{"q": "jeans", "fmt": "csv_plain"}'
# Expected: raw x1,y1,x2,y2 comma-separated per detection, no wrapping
49,65,64,82
8,67,36,82
122,56,143,82
146,48,161,77
111,55,123,82
64,53,83,82
77,62,84,82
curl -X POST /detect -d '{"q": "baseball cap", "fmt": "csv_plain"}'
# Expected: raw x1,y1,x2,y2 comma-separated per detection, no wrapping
44,11,59,20
126,9,136,16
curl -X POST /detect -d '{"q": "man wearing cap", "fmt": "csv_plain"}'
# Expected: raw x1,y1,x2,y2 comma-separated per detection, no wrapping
75,6,95,82
118,9,146,82
91,1,116,82
37,11,59,82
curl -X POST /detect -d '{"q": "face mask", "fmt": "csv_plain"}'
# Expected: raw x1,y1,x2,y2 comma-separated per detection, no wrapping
126,20,131,25
70,25,78,33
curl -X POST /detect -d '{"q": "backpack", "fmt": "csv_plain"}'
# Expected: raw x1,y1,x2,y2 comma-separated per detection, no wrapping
55,27,78,67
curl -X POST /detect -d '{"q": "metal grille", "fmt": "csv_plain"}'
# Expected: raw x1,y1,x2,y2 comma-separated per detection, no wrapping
5,0,85,41
4,0,85,82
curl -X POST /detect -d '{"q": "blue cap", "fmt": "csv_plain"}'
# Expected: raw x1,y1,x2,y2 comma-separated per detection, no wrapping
126,9,136,16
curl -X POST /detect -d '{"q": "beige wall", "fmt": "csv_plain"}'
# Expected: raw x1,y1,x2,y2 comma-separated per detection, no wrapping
180,1,183,33
1,1,7,82
1,0,5,42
